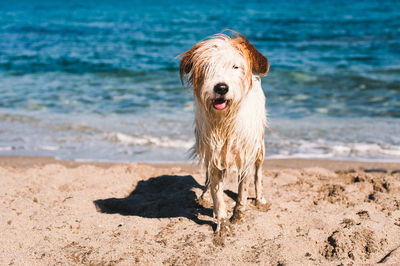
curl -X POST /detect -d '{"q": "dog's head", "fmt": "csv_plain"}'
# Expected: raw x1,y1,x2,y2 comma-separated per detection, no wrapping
179,32,269,113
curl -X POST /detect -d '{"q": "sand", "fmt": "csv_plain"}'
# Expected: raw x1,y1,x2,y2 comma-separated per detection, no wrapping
1,156,399,265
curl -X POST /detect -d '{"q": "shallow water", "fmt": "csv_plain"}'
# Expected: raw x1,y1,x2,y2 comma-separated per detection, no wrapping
0,0,399,162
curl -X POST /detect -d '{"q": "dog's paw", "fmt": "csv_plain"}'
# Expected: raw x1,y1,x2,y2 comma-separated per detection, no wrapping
254,198,271,212
215,218,230,233
230,207,246,224
213,218,231,246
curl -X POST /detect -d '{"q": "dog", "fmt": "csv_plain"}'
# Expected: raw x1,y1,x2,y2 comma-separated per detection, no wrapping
179,32,269,232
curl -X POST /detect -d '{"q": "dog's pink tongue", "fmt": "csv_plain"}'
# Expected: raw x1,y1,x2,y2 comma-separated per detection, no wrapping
214,101,227,110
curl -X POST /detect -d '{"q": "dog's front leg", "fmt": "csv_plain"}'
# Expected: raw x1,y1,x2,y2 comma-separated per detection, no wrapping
209,167,227,232
231,171,249,223
254,158,267,205
254,158,270,211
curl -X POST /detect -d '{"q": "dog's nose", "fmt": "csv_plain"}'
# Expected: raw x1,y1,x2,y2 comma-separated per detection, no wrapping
214,83,229,95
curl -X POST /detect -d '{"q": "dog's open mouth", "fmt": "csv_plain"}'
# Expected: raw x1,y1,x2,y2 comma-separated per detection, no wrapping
213,98,229,110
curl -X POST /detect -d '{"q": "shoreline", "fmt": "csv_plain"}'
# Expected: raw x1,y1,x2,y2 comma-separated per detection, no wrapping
0,155,399,172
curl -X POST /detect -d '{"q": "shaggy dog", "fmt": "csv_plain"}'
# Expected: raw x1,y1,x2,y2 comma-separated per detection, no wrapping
179,32,269,231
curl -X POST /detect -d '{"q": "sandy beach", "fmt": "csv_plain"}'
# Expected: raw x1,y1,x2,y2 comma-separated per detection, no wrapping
0,156,399,265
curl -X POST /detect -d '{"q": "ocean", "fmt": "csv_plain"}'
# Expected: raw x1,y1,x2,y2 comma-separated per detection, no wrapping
0,0,399,162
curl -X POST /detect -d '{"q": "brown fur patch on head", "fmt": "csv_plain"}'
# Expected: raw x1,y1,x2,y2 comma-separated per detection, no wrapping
178,41,208,98
179,54,193,81
246,41,269,76
231,34,269,77
178,46,194,86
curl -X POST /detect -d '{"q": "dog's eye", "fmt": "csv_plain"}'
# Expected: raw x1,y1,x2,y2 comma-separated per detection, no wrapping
233,65,239,69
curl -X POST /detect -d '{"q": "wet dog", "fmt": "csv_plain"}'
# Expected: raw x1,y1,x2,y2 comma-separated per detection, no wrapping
179,32,269,231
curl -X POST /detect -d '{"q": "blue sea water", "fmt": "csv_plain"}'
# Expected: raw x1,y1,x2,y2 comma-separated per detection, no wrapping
0,0,399,162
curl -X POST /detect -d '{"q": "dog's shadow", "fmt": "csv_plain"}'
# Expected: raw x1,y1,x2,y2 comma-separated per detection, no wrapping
93,175,214,228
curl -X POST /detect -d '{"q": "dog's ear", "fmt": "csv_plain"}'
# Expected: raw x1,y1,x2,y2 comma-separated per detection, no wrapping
246,41,269,77
179,49,194,86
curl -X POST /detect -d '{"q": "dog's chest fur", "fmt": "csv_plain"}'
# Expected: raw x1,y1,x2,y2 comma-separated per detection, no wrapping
194,78,266,172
